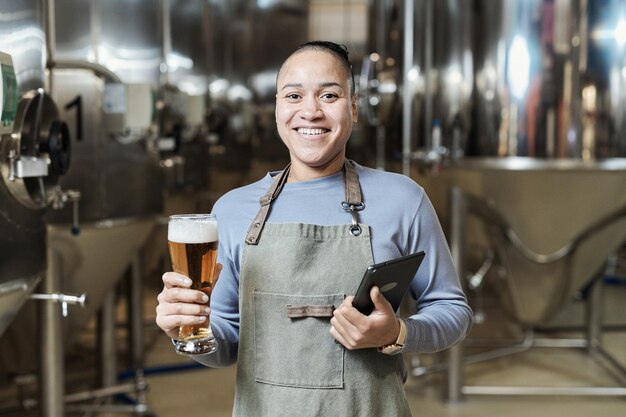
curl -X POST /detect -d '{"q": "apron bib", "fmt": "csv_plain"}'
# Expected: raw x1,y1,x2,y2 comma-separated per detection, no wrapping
233,161,412,417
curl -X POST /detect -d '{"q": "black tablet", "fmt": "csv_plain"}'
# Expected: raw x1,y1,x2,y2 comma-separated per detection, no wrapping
352,251,426,315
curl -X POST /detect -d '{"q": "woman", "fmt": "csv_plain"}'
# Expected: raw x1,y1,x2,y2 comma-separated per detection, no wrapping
156,41,472,417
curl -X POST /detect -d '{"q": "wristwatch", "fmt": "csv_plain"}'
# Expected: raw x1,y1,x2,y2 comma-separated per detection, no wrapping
378,318,406,355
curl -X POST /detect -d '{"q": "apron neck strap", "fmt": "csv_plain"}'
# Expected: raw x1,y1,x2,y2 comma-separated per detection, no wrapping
342,159,363,208
245,163,291,245
341,160,365,236
245,159,363,245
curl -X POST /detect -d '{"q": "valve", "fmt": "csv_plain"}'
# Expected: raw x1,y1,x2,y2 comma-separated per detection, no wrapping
30,292,87,317
50,186,81,235
412,120,450,175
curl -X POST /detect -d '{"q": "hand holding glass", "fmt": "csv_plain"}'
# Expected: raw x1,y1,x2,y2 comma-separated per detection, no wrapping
168,214,219,355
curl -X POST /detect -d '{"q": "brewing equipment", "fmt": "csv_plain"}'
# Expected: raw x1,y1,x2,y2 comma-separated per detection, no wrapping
364,0,626,400
360,0,626,326
0,0,169,415
4,0,621,412
445,0,626,325
155,0,213,193
39,0,167,414
0,1,78,345
0,51,47,342
0,4,84,416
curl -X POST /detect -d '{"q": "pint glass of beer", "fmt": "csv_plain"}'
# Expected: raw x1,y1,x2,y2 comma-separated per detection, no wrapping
168,214,219,355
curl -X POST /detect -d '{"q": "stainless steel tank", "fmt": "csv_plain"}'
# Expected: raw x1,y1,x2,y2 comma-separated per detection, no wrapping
0,0,76,374
42,0,164,340
0,0,47,341
432,158,626,326
362,0,473,171
407,0,626,327
365,0,626,327
156,0,213,193
453,0,626,326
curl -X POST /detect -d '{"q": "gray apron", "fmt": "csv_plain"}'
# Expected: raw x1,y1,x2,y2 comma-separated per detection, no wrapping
233,160,412,417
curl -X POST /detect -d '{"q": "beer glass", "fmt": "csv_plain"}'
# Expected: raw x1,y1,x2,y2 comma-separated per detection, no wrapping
168,214,219,355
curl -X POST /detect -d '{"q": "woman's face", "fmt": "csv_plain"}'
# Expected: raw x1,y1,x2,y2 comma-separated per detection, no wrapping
275,49,357,178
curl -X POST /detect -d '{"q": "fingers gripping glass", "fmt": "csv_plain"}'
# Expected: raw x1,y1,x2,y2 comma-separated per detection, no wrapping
168,214,219,355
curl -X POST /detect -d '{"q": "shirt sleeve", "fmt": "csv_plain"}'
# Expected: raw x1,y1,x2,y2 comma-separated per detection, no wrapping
403,192,473,353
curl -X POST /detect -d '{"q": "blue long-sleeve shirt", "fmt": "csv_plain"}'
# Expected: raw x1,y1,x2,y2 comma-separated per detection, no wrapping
196,162,472,367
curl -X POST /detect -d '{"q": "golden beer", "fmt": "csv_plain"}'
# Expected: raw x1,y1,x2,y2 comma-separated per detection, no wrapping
168,214,218,355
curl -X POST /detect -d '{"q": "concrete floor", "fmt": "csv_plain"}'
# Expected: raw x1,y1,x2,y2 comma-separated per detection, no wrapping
143,332,626,417
1,281,625,416
141,283,626,417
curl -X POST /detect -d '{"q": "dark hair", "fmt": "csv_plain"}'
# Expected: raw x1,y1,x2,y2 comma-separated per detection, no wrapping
280,40,355,96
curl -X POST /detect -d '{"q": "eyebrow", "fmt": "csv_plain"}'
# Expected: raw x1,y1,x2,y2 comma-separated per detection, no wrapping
280,81,344,91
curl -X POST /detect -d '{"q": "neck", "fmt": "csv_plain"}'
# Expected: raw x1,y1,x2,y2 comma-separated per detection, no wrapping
287,156,346,183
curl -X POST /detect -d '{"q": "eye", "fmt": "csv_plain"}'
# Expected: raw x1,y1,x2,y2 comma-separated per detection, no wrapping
321,92,338,101
285,93,301,100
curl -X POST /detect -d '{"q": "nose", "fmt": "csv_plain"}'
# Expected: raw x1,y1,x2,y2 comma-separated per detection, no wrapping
299,96,322,120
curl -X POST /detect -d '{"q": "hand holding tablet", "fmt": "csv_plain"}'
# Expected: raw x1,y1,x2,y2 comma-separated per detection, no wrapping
352,251,426,315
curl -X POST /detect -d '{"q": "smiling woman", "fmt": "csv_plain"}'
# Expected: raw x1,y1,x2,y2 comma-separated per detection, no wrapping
274,43,358,181
155,40,472,417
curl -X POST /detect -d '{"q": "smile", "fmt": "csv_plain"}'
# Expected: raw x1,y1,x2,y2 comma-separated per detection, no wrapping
296,127,329,135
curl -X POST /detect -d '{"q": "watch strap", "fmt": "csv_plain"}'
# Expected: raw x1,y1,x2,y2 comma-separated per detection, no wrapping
377,318,406,354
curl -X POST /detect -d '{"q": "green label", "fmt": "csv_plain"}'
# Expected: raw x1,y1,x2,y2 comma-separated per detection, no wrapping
1,63,18,128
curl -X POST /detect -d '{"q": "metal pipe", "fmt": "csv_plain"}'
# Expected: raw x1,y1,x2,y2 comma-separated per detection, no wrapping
413,330,594,376
401,0,414,176
50,59,121,83
44,0,56,93
376,125,385,171
161,0,171,85
66,403,149,414
446,185,466,402
467,195,626,265
129,255,143,369
373,0,386,55
41,246,64,417
64,381,147,403
414,329,534,376
586,273,604,351
99,291,117,403
30,292,87,317
593,345,626,385
129,254,148,411
462,385,626,396
44,0,56,62
423,0,433,149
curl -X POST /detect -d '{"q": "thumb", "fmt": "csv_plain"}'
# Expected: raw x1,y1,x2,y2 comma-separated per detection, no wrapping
370,286,391,311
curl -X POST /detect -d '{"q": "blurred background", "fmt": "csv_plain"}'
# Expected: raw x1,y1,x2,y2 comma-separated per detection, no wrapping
0,0,625,416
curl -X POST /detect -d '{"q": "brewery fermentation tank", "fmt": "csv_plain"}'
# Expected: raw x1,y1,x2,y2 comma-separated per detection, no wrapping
449,0,626,326
43,0,164,340
0,33,46,338
376,0,626,327
432,159,626,326
0,0,75,362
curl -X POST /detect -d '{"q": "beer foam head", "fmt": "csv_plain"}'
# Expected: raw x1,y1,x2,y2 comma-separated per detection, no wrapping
168,214,218,243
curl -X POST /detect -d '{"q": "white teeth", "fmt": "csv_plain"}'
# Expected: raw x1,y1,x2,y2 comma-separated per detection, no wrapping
298,128,326,135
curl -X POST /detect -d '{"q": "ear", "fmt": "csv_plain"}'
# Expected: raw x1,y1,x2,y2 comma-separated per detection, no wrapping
351,95,358,123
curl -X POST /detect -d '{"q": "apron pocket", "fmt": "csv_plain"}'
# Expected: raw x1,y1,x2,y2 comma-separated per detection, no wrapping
253,291,345,389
